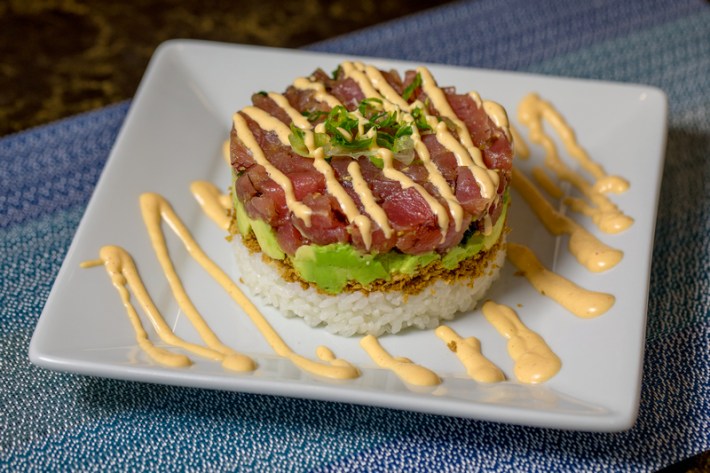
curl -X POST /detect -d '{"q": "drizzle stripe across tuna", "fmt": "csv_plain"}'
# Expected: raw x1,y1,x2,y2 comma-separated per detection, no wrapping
230,62,513,258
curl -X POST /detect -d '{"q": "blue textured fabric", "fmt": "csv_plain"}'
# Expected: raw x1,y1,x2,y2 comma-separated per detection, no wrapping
2,0,709,471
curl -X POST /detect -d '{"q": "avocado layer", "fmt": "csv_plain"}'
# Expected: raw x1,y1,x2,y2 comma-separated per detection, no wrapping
232,188,285,260
232,184,508,294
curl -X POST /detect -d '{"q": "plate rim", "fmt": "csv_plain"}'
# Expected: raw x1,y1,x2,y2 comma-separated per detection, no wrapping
29,39,669,432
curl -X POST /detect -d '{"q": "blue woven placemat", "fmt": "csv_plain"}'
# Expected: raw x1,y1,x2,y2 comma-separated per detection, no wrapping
2,0,709,470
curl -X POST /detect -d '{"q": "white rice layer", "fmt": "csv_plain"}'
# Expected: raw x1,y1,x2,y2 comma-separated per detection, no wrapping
232,238,506,337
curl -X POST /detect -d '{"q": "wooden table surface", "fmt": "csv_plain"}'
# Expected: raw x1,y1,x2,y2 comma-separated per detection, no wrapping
0,0,447,137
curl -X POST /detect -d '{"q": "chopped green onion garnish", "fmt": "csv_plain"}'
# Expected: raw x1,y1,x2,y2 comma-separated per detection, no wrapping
331,66,342,80
301,110,328,122
368,155,384,169
288,124,309,157
287,98,432,163
402,72,422,101
411,107,432,132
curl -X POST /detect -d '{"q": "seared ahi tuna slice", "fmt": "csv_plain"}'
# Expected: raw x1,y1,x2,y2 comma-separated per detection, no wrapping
230,62,512,259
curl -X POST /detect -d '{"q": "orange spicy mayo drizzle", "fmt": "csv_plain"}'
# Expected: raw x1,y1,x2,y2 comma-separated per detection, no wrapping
481,301,561,384
435,325,505,383
81,246,254,371
347,161,394,239
531,166,563,199
88,192,359,379
378,147,450,238
233,112,314,227
242,103,378,249
506,243,615,318
482,99,511,141
190,181,232,231
405,119,466,231
416,66,499,200
338,62,462,234
518,93,633,233
222,140,231,165
292,76,343,108
348,62,466,231
140,192,255,370
267,92,311,130
140,192,360,380
360,335,441,387
509,124,530,160
312,148,375,248
511,167,622,273
285,62,511,237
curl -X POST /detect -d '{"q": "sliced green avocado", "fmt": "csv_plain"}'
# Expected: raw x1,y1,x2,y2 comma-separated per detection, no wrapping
231,175,251,237
251,219,285,260
293,243,390,294
440,197,508,269
377,250,439,275
441,235,484,270
233,193,252,237
231,189,285,260
483,204,507,251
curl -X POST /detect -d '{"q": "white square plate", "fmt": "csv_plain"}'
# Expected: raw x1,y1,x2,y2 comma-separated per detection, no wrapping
30,40,667,431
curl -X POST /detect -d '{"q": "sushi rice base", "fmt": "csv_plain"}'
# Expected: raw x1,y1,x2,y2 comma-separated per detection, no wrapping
232,236,506,337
